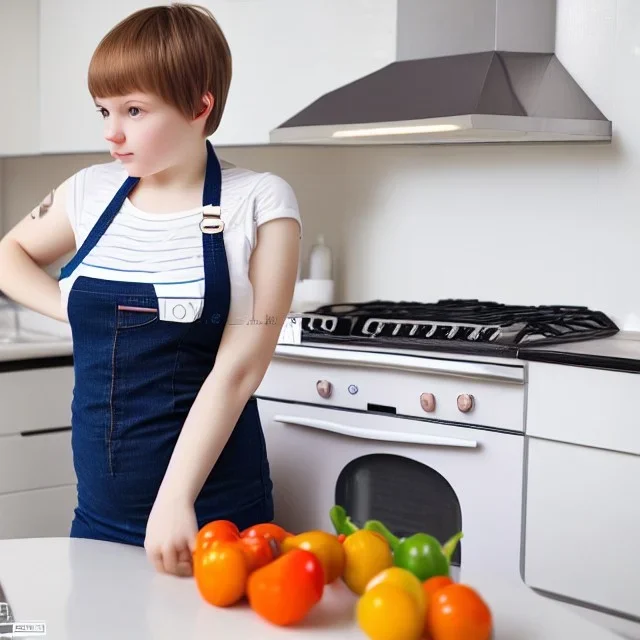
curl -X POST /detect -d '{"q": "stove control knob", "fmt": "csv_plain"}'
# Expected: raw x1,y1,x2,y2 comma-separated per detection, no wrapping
457,394,475,413
316,379,333,399
420,392,436,412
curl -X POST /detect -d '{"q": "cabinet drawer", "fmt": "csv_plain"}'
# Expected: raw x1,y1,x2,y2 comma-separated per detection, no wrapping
526,362,640,455
524,437,640,618
0,484,76,539
0,429,75,493
0,366,74,437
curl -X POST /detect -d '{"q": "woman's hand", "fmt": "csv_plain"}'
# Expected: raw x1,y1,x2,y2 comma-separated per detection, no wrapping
144,493,198,577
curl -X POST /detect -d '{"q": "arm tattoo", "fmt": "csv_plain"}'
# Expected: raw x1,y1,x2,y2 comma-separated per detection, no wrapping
31,188,55,219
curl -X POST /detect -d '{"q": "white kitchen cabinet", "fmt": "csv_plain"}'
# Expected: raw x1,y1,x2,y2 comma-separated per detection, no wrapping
0,363,77,539
526,361,640,456
0,485,77,539
38,0,396,153
0,366,74,436
524,436,640,620
0,0,39,157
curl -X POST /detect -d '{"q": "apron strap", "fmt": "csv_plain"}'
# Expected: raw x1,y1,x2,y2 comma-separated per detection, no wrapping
202,139,222,206
201,139,230,323
59,176,139,281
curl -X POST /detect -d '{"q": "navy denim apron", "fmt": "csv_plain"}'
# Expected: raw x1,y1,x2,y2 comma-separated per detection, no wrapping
59,140,273,546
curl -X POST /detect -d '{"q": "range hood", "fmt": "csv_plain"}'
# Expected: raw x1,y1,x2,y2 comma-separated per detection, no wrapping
270,0,612,145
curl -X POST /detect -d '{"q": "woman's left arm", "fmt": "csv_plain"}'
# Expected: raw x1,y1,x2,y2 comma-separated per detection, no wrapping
145,217,300,576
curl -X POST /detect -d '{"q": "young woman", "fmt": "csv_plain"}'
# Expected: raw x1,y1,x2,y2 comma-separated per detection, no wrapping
0,4,301,578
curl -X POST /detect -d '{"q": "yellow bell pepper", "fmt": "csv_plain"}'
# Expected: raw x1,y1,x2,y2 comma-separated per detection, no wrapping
341,529,393,595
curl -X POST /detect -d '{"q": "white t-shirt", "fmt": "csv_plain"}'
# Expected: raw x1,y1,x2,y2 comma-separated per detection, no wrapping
59,159,302,325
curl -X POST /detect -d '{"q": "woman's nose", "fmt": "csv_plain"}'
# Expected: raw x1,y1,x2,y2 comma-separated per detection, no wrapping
104,122,125,144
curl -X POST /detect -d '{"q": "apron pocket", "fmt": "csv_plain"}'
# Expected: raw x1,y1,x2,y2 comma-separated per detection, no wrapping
108,305,183,477
116,305,159,329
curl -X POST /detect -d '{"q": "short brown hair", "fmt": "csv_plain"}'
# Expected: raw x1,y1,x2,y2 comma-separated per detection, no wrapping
88,3,232,136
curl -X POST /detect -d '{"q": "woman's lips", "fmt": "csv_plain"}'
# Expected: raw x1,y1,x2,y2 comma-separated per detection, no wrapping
112,152,133,160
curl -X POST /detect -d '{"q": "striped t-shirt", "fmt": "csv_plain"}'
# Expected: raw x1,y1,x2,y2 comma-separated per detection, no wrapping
59,159,302,325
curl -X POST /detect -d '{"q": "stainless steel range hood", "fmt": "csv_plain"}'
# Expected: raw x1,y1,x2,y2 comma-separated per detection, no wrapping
270,0,612,145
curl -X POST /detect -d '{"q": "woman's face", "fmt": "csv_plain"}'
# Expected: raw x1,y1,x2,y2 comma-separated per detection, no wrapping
94,91,207,178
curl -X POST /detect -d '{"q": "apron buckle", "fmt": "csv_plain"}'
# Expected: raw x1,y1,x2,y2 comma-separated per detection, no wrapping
200,205,224,234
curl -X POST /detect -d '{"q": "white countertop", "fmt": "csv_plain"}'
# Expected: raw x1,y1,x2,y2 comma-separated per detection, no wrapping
0,538,621,640
0,339,73,362
0,307,73,363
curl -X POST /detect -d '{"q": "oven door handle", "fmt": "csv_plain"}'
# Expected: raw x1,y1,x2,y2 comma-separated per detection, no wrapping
272,415,478,448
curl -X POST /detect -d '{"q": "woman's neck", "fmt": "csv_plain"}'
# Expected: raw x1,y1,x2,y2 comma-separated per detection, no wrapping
128,139,209,214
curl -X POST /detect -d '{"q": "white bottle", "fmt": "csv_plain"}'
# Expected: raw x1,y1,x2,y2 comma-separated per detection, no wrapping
308,234,332,280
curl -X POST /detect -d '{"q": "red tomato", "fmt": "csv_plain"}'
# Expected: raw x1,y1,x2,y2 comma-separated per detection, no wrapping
238,535,276,572
241,522,291,544
247,548,325,626
426,583,493,640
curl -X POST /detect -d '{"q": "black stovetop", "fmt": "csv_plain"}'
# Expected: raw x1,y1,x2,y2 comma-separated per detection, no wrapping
298,299,619,357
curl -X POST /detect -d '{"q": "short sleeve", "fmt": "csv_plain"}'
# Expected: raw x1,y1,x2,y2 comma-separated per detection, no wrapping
246,173,302,250
65,166,90,235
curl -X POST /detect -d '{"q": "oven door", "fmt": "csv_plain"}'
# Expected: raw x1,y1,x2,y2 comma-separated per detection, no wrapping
257,399,525,583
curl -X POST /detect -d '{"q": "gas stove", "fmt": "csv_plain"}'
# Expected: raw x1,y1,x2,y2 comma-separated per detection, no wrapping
297,299,619,357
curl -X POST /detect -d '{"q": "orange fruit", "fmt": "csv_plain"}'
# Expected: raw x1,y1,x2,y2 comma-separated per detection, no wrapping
426,583,492,640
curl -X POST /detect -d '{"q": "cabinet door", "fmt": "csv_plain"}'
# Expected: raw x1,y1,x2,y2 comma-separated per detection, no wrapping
524,437,640,619
0,485,77,539
207,0,397,146
0,0,39,157
527,361,640,455
39,0,158,154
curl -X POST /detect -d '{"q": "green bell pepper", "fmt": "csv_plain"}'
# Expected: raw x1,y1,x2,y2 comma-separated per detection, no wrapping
364,519,463,582
329,504,360,537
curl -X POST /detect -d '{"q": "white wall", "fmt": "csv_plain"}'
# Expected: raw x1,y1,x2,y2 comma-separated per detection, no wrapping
2,0,639,329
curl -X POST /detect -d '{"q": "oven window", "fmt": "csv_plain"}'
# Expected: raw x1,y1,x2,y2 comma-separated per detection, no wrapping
335,453,462,566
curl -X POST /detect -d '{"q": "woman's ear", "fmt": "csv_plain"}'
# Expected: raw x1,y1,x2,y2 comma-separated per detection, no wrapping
196,92,215,119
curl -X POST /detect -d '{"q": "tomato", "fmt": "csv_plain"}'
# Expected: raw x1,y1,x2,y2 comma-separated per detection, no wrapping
426,583,493,640
194,520,276,572
247,548,324,626
423,576,454,598
194,543,248,607
422,576,455,639
366,567,426,616
239,535,275,572
342,530,393,595
280,530,346,584
357,583,423,640
194,520,240,554
241,523,291,544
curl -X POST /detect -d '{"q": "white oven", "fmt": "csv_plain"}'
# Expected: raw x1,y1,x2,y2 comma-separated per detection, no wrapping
255,344,526,585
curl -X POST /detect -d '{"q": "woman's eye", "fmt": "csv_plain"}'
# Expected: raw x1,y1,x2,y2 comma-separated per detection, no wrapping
129,107,142,117
96,107,108,118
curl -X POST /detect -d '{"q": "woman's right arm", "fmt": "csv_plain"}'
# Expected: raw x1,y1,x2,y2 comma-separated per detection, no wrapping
0,178,77,322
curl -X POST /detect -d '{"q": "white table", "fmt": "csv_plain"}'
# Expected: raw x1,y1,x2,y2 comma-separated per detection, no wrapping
0,538,622,640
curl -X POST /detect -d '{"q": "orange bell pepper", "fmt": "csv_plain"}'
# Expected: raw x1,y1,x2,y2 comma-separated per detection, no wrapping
194,542,249,607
